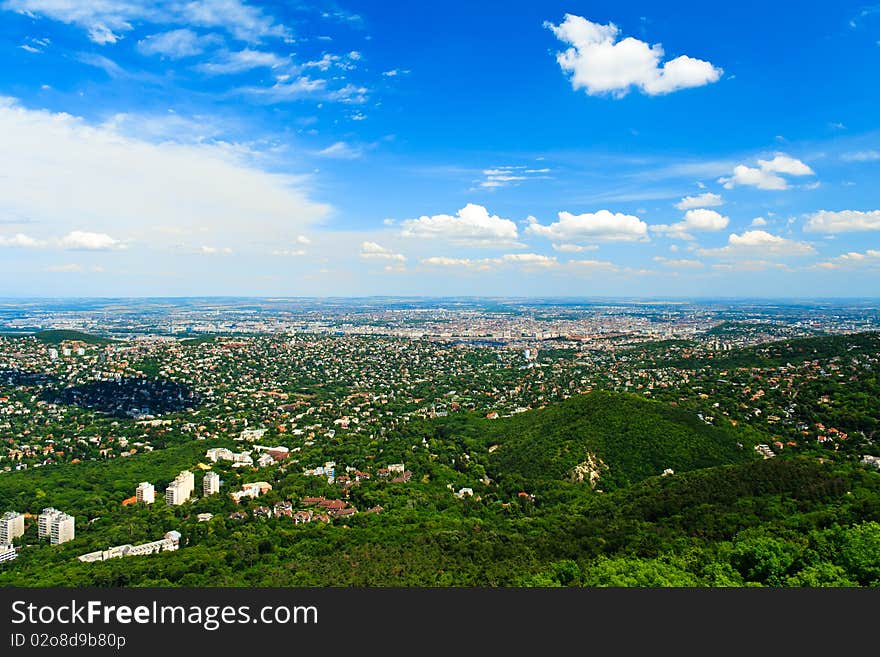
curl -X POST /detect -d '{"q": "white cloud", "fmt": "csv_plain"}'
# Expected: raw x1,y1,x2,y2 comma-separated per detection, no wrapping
526,210,648,243
401,204,520,247
196,48,288,74
711,260,790,272
316,141,363,159
271,248,307,257
567,259,619,271
651,208,729,240
419,253,558,271
718,154,815,190
545,14,722,97
499,253,557,268
59,230,123,251
674,192,722,210
360,241,405,262
0,97,331,250
421,256,493,270
2,0,290,44
551,243,599,252
198,245,233,255
237,77,364,104
815,249,880,269
804,209,880,233
750,216,768,227
698,230,816,257
0,232,45,247
137,29,219,58
841,150,880,162
476,165,551,189
296,235,311,244
653,256,704,268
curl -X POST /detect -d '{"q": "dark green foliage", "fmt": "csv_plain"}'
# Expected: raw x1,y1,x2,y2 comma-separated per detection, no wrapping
31,330,115,345
487,391,755,489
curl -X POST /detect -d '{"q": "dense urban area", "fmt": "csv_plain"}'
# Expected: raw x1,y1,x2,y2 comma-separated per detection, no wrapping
1,298,879,586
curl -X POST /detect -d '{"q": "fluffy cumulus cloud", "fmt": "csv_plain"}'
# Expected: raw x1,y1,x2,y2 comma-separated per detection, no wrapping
2,0,290,44
651,208,729,240
60,230,124,250
0,97,331,251
360,241,406,262
804,210,880,233
675,192,722,211
545,14,722,97
815,249,880,269
718,154,815,190
526,210,648,243
0,232,46,247
698,230,816,257
401,204,520,247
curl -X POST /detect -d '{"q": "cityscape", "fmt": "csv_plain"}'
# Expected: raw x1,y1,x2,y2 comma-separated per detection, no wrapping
0,0,879,591
1,297,879,586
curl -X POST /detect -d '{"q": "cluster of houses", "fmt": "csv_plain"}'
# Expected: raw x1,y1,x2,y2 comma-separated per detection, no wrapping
225,496,383,524
205,445,289,469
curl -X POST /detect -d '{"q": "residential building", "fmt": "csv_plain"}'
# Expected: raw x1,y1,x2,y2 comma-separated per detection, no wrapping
50,513,75,545
203,471,221,496
77,531,181,563
0,511,25,545
165,470,195,506
0,544,16,563
38,508,62,539
136,482,155,505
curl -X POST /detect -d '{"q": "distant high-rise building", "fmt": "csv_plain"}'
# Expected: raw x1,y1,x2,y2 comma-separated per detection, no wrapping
0,511,25,545
165,470,195,506
203,471,221,497
136,482,155,505
50,513,75,545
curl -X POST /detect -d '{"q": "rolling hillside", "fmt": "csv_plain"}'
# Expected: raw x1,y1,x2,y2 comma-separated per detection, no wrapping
487,391,757,490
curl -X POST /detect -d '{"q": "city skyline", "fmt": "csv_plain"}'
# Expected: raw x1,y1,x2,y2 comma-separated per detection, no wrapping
1,1,879,297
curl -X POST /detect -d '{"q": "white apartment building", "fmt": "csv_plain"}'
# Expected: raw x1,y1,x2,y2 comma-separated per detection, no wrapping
0,511,25,545
136,482,155,505
0,544,16,562
203,471,221,496
77,531,181,563
206,447,234,462
50,513,75,545
38,508,62,539
165,470,195,506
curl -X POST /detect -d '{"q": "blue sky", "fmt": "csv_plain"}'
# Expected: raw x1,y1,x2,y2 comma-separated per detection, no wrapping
0,0,879,297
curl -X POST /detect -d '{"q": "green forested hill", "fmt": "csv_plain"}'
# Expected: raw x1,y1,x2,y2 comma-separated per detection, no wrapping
487,391,757,490
32,329,115,345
